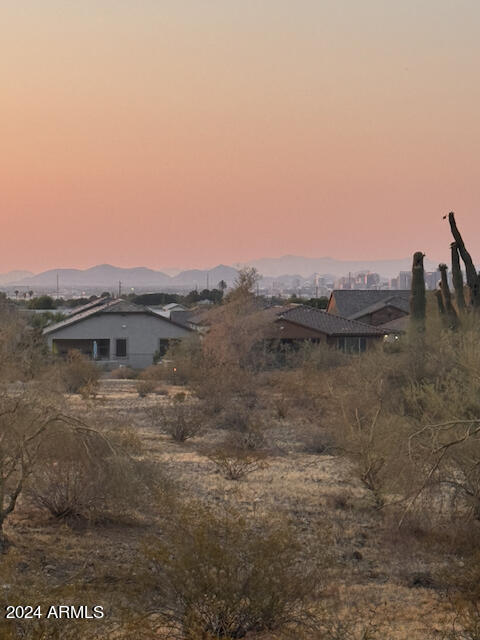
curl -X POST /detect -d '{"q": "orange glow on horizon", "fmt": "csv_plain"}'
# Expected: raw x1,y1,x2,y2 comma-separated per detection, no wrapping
1,1,480,272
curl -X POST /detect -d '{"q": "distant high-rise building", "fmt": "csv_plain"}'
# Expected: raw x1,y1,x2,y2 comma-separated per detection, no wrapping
424,270,441,290
398,271,412,289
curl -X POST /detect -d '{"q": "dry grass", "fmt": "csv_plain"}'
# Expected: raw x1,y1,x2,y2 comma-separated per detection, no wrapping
0,378,456,639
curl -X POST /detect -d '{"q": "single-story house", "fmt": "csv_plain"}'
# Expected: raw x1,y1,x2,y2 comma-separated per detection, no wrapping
43,298,191,369
327,290,410,328
268,305,386,352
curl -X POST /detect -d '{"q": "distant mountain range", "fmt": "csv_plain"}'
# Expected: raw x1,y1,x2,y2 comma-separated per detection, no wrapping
0,270,34,285
2,264,239,290
0,255,441,291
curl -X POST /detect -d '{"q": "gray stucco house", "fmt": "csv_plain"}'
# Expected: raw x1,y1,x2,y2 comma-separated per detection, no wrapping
43,299,191,369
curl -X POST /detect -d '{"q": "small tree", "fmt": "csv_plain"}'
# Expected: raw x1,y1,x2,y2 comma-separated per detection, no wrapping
0,388,62,551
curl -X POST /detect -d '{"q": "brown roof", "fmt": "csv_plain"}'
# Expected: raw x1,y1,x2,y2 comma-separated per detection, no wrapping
329,290,411,318
276,305,386,336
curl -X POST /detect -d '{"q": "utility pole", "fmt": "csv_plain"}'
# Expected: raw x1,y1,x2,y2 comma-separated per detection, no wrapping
206,272,209,290
56,273,59,298
118,281,122,297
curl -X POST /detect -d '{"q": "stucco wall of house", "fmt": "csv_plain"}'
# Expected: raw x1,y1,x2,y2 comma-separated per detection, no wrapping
46,312,190,368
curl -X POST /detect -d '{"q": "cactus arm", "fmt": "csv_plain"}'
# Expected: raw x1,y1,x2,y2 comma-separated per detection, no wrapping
450,242,466,312
446,212,480,307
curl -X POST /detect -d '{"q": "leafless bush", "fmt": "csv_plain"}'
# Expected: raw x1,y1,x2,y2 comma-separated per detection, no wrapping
0,385,66,551
0,304,49,381
110,366,137,379
285,602,390,640
272,393,292,419
28,427,163,522
160,401,204,442
136,379,156,397
61,349,100,394
223,424,269,452
144,502,326,638
138,364,168,382
216,399,253,430
301,423,336,455
208,443,268,480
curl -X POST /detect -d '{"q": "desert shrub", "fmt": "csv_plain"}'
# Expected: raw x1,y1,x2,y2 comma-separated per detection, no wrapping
154,386,168,396
208,442,268,480
29,458,107,520
136,379,156,397
273,367,326,415
160,401,204,442
138,364,168,381
104,426,144,455
301,423,336,454
0,304,52,382
61,350,100,394
144,503,325,638
433,555,480,639
0,385,66,550
30,455,162,522
110,366,137,379
0,551,115,639
285,603,389,640
216,399,253,430
285,340,351,372
28,427,161,522
223,424,269,452
272,392,292,419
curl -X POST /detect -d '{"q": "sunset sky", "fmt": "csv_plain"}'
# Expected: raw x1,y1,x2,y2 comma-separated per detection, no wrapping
1,1,480,272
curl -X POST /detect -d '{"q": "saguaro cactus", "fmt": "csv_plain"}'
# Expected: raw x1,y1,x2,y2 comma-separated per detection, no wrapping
446,212,480,308
439,263,458,329
410,252,426,332
434,288,446,317
450,242,466,312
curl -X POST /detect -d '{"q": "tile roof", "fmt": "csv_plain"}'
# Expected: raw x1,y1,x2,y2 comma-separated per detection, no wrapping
43,298,191,335
380,315,410,332
349,295,410,320
277,305,386,336
169,310,199,328
329,290,411,318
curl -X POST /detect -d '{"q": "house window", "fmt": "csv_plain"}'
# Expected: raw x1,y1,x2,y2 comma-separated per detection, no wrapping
337,337,367,353
115,338,127,358
93,339,110,360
